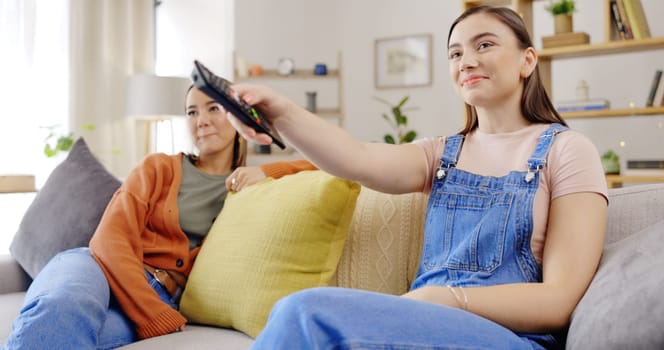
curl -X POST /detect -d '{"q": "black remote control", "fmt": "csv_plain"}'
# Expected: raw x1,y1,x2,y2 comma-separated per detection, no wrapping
191,60,286,149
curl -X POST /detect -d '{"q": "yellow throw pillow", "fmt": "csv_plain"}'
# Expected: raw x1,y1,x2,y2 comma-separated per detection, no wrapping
179,170,360,338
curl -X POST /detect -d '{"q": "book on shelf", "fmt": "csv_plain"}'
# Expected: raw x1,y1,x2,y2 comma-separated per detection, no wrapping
542,32,590,49
610,0,631,40
622,0,651,40
627,159,664,169
646,70,662,107
555,98,610,112
617,0,634,40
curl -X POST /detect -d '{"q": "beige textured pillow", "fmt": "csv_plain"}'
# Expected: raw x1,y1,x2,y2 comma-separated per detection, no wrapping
330,187,427,295
180,171,360,338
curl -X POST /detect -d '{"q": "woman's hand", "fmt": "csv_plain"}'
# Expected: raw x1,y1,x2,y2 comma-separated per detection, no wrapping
227,113,274,146
401,286,459,308
227,83,297,145
226,166,267,192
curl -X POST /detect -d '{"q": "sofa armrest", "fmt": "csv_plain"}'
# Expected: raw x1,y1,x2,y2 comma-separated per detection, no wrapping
0,254,30,294
605,183,664,245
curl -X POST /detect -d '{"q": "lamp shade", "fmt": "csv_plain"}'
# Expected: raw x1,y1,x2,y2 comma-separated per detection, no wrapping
125,74,191,119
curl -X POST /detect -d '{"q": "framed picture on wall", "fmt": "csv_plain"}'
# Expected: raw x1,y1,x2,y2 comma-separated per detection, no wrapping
374,33,432,89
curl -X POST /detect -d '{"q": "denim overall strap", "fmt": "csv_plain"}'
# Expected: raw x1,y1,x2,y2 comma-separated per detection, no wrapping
434,134,464,180
524,123,568,183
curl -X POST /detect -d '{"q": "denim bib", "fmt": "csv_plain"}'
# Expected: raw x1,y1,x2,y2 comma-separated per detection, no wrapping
412,123,567,289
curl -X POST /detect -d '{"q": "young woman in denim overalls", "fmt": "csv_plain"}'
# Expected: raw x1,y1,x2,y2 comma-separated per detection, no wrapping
229,6,608,350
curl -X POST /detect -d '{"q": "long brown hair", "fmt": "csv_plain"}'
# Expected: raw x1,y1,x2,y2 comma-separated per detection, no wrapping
448,6,566,135
185,85,247,170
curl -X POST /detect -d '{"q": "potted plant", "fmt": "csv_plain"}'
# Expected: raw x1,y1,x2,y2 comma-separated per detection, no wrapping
374,95,418,144
546,0,575,34
42,123,95,158
601,149,620,175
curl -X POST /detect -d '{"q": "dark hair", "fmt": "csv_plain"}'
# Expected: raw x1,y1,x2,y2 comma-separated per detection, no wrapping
185,85,247,169
448,6,566,135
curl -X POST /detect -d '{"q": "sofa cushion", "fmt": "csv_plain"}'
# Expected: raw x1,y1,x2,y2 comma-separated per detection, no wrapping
117,325,253,350
330,187,427,295
180,170,360,338
0,292,26,345
604,183,664,245
9,138,121,278
567,218,664,349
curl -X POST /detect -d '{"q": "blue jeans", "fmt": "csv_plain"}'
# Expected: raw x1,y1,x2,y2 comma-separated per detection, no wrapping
251,287,544,350
2,247,178,350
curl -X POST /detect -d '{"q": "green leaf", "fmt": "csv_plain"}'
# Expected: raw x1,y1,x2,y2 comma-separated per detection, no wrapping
396,96,409,109
392,107,401,120
373,96,391,106
56,134,74,152
375,95,418,145
547,0,575,15
382,113,396,129
81,122,95,131
402,130,417,143
44,144,57,158
398,116,408,126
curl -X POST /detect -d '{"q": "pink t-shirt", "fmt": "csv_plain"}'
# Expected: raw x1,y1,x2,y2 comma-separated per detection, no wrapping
414,123,608,264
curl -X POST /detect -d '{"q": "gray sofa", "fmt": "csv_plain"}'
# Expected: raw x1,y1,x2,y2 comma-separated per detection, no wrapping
2,183,663,349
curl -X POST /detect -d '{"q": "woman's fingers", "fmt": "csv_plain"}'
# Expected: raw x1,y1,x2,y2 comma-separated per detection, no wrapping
227,112,273,145
226,174,237,192
226,166,268,192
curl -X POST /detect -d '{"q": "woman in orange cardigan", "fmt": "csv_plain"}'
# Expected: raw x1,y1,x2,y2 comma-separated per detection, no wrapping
2,86,316,349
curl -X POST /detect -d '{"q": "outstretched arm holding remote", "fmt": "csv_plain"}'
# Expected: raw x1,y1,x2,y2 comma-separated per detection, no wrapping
227,84,428,194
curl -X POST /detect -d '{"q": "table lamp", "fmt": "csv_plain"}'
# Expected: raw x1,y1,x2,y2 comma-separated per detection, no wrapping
125,74,191,154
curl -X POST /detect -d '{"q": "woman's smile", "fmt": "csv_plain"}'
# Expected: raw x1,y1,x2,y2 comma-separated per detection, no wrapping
461,74,487,87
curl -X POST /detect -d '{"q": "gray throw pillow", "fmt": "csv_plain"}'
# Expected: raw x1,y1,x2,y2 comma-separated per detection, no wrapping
566,219,664,349
9,138,121,278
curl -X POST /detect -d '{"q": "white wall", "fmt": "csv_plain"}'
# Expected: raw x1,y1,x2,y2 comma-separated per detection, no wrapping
156,0,234,77
171,0,664,168
235,0,464,142
234,0,664,169
155,0,235,154
333,0,464,141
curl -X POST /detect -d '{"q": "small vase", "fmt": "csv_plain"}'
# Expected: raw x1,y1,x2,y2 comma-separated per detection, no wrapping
554,14,573,34
254,144,271,154
306,91,317,113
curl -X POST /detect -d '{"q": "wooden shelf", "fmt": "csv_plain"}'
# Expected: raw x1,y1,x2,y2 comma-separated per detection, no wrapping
606,174,664,188
316,107,341,117
463,0,513,6
562,106,664,119
235,69,340,81
539,37,664,59
234,51,344,127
